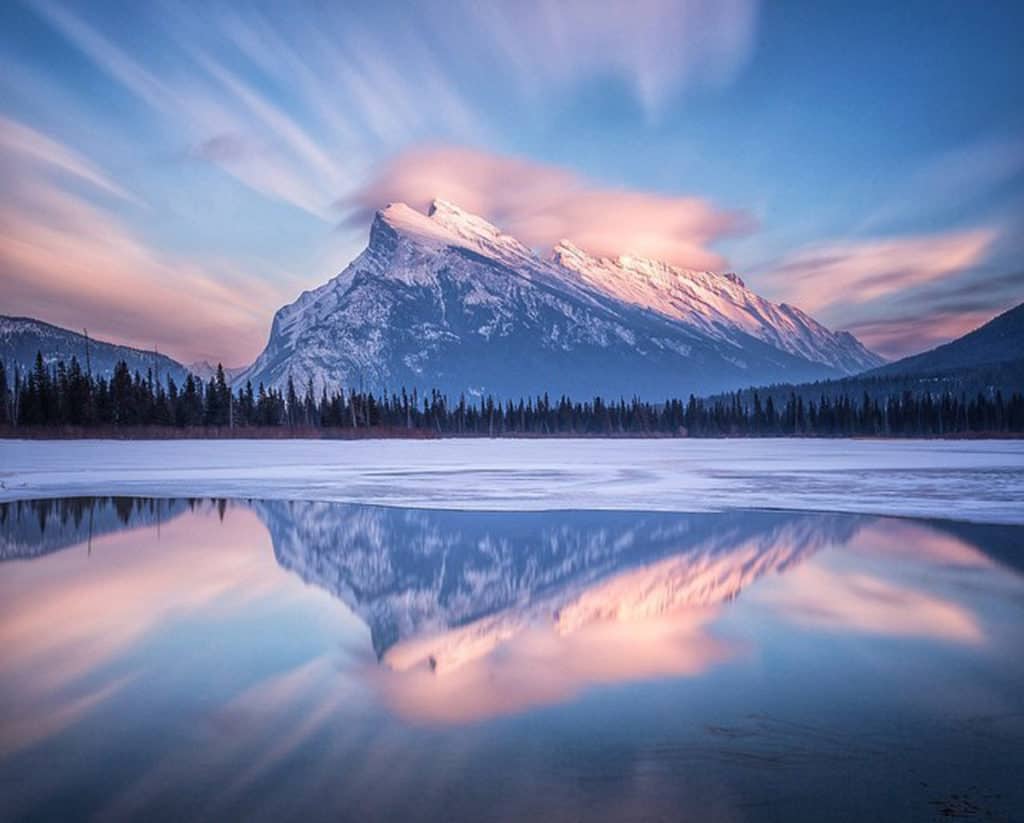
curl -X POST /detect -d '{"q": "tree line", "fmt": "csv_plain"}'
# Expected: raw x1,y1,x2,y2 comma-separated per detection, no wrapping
2,353,1022,437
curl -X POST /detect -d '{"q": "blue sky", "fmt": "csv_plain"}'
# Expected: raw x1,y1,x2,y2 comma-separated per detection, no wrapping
0,0,1021,364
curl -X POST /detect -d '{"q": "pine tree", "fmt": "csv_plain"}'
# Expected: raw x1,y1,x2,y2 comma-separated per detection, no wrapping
0,360,9,426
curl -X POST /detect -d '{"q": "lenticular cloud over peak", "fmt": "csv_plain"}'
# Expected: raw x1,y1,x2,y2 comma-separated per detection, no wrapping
345,146,750,273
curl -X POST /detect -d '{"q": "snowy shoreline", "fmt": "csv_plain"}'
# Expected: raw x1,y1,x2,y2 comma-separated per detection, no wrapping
2,438,1023,525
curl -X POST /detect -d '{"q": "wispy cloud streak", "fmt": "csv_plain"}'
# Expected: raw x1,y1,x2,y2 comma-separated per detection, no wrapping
24,0,758,216
4,0,1021,362
426,0,759,117
760,230,997,314
0,115,137,203
0,116,286,363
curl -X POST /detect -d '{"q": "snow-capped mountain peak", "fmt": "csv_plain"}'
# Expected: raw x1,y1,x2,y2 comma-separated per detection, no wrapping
375,202,457,247
237,200,882,397
427,198,539,263
427,198,501,239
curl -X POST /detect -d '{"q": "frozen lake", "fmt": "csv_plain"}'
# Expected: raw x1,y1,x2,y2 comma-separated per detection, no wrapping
2,438,1023,523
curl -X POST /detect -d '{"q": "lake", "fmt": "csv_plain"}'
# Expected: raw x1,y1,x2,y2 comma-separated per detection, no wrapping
1,497,1022,821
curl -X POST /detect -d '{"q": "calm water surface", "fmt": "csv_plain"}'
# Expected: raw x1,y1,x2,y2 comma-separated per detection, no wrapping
1,498,1022,822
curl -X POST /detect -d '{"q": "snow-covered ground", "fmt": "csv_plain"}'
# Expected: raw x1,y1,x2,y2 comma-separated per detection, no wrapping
2,438,1023,524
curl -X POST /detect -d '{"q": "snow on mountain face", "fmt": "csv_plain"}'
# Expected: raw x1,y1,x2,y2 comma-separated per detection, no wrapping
186,360,247,383
551,241,883,373
0,315,191,384
238,201,881,398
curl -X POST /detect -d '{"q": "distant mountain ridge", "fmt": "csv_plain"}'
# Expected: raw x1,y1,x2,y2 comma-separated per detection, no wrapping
868,302,1024,378
186,360,247,383
725,301,1024,404
237,200,882,399
0,315,191,385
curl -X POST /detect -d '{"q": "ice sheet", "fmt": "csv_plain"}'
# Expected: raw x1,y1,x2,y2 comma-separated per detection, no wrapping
1,438,1022,524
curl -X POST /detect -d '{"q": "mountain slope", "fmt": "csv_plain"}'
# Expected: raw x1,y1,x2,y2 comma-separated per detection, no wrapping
186,360,247,383
552,240,882,373
239,201,879,399
727,300,1024,404
869,301,1024,378
0,316,191,384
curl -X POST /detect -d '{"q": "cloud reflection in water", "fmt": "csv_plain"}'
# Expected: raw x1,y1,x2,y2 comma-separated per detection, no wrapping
1,498,1022,821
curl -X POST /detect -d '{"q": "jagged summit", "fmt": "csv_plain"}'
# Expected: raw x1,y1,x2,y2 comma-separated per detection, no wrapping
427,198,503,238
237,200,882,398
549,232,879,372
552,239,744,288
377,198,539,266
374,202,456,246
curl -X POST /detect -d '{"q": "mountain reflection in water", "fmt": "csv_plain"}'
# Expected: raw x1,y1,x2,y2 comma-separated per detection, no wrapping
1,498,1022,822
2,498,865,672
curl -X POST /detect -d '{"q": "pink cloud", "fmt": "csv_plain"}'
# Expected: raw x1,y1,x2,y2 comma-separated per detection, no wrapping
0,504,279,757
348,146,749,271
750,229,1003,357
0,192,279,365
29,0,759,224
754,563,983,645
848,520,996,569
377,607,730,725
758,229,997,316
842,308,1000,360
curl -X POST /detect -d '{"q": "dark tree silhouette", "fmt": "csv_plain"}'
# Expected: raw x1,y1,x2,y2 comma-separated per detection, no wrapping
2,351,1022,438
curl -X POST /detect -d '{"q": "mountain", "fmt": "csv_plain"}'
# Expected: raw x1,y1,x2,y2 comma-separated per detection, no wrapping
186,360,247,384
551,238,881,374
869,301,1024,378
726,301,1024,405
237,200,881,399
0,315,191,385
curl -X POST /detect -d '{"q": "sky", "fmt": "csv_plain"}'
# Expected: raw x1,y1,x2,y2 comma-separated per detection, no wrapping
0,0,1021,365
